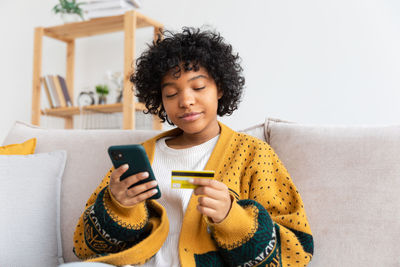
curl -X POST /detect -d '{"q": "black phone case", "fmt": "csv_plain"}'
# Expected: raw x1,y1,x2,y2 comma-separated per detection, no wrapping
108,144,161,199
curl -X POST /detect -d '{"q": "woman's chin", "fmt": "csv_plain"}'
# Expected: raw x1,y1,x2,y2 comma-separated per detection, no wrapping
177,124,203,135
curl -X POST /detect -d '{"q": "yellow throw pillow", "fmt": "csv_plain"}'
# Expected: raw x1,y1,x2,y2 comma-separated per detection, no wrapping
0,138,37,155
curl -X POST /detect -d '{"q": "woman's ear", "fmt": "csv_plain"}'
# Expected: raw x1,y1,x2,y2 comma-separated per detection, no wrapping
217,89,223,100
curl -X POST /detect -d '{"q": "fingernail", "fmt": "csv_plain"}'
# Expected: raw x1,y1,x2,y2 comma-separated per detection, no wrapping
189,178,194,183
150,181,157,186
142,172,149,178
151,189,158,194
122,164,129,169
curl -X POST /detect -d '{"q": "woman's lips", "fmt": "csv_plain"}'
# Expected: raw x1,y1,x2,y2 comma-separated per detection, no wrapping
179,112,202,122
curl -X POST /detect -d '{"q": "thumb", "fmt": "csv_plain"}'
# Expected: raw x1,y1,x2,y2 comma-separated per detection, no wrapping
111,164,129,183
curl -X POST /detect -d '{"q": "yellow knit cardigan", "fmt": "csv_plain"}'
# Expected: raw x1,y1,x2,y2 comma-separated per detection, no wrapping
73,122,314,266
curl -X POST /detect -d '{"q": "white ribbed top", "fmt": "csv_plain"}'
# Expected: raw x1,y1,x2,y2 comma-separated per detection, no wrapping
128,134,219,267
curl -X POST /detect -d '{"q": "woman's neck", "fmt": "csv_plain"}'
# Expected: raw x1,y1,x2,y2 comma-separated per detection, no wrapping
166,121,220,149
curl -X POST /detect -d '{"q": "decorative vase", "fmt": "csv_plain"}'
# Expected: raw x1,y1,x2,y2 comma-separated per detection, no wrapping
60,13,82,24
98,95,107,105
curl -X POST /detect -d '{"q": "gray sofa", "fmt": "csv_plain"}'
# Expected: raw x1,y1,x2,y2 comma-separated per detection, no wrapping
2,118,400,266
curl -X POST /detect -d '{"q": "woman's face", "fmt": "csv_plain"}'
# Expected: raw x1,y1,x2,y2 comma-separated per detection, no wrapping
161,65,223,136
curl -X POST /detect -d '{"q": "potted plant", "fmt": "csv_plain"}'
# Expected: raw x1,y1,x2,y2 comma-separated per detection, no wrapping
95,84,109,105
52,0,85,23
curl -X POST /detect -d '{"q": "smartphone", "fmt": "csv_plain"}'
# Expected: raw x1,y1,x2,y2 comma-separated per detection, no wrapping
108,144,161,199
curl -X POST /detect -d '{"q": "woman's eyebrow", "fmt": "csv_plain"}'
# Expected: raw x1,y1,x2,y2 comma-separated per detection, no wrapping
161,74,208,89
188,74,208,82
161,82,174,89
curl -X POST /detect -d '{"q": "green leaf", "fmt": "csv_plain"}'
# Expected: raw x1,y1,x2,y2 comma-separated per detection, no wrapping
52,0,84,16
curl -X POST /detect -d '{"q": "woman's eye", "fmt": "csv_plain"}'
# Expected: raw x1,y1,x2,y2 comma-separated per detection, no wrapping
165,93,177,98
194,86,206,91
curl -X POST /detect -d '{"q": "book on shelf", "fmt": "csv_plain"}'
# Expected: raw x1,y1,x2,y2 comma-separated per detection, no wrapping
82,0,141,19
81,0,141,11
82,0,141,8
44,75,61,108
41,77,55,109
84,7,133,19
57,75,74,107
41,75,73,108
128,0,141,8
51,75,67,107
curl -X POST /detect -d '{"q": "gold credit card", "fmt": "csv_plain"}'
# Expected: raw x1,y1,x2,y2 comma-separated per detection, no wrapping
171,170,215,189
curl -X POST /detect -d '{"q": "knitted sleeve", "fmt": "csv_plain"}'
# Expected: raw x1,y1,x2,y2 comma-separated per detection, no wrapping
207,139,314,266
73,167,169,265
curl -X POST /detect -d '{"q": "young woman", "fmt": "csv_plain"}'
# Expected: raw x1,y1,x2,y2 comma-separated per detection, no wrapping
72,27,314,267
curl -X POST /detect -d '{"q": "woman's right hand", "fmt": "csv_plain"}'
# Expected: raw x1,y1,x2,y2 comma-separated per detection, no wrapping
109,164,159,207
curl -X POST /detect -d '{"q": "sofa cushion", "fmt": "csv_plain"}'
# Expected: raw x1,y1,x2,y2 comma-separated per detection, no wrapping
0,137,36,155
2,121,161,262
264,117,400,267
0,150,66,266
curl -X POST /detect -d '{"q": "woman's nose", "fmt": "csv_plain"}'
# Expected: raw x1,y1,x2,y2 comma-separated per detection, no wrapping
179,89,195,108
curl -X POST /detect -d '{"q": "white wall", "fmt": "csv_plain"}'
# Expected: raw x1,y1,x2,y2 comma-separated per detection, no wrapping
1,0,400,143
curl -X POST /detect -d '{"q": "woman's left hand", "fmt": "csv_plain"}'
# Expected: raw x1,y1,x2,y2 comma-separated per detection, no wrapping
192,178,233,224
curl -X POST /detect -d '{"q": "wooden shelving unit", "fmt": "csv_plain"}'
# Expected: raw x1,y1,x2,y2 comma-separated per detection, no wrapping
32,11,163,130
40,102,147,117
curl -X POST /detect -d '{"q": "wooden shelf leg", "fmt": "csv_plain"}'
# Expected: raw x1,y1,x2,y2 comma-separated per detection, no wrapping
32,27,44,126
151,26,164,131
65,40,76,129
154,25,163,43
122,10,137,130
152,115,163,130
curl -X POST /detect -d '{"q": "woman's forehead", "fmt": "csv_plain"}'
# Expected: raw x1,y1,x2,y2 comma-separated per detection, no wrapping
162,65,210,82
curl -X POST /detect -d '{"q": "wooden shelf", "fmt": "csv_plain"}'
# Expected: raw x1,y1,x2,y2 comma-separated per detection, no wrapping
43,12,162,41
41,102,146,118
32,11,163,130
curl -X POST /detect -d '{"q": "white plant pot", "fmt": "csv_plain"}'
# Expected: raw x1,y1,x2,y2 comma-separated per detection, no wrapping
60,13,82,24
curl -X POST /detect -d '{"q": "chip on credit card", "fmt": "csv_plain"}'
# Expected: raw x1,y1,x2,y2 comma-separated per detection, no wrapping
171,170,215,189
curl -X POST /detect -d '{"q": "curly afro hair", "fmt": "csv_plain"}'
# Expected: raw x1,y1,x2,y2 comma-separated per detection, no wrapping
130,27,245,125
